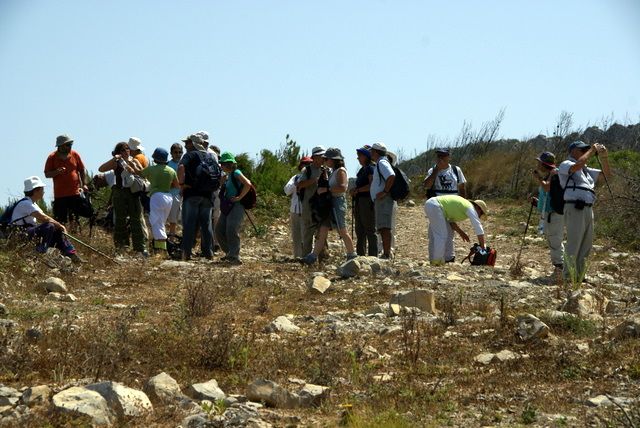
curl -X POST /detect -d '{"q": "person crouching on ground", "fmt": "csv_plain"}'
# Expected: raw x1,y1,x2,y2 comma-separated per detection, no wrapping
216,152,252,265
303,148,357,264
423,195,487,265
11,176,83,263
140,148,179,255
284,156,313,258
529,151,564,281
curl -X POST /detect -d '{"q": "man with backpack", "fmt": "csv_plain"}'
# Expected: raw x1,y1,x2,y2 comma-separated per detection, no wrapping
370,142,396,259
423,148,466,198
178,134,221,260
296,146,326,256
529,152,564,281
558,141,610,282
44,134,91,225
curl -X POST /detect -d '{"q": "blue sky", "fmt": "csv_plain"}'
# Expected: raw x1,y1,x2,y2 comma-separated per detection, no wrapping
1,0,639,202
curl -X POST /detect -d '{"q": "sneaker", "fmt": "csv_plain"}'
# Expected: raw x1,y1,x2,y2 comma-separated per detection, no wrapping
303,253,318,265
445,257,456,263
68,253,86,264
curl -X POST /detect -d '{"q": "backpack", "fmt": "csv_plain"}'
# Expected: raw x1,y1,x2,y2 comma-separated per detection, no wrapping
462,244,497,266
193,151,222,192
296,166,313,202
0,197,29,226
548,174,565,215
426,165,460,199
230,172,257,210
377,161,410,201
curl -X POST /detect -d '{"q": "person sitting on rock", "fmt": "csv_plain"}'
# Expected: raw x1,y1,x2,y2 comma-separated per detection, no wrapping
11,176,83,263
423,195,487,265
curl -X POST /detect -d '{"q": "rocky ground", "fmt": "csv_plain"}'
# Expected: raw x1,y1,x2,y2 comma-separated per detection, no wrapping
0,199,639,427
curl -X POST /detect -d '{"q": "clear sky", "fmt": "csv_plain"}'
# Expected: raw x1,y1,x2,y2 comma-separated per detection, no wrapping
1,0,639,202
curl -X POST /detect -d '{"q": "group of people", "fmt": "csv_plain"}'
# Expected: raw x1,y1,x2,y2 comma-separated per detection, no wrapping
8,133,610,281
10,132,251,265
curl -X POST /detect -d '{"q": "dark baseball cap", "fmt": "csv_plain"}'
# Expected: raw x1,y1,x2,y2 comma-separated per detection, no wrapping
568,140,590,151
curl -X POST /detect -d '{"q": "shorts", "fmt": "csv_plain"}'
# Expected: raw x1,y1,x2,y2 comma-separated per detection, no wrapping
330,195,347,229
168,193,182,223
375,196,395,230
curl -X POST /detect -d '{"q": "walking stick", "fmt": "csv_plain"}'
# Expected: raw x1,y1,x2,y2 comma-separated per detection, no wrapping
594,152,614,200
351,197,355,239
244,210,259,235
513,200,535,273
63,232,121,264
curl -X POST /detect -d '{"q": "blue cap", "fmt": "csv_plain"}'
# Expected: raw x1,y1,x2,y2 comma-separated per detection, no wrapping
152,147,169,163
356,147,371,159
568,140,590,151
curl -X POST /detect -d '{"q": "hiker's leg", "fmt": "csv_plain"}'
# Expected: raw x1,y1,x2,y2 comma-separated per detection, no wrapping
301,207,316,255
211,190,220,247
331,196,354,255
337,227,355,254
150,193,172,250
51,226,75,256
128,190,146,252
362,199,378,256
111,188,129,249
168,193,181,235
52,196,70,224
379,228,392,256
445,222,455,261
290,212,304,258
225,203,244,259
576,207,594,279
215,211,228,254
354,199,366,256
563,205,585,280
312,225,329,256
546,211,564,268
33,223,55,252
375,197,394,257
198,197,214,258
425,199,446,263
181,197,198,259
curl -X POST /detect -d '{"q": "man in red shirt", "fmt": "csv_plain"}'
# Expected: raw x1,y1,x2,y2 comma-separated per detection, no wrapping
44,134,89,224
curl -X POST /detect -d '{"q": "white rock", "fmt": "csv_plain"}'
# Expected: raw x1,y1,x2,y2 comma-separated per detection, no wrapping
0,386,20,406
52,386,115,426
494,349,520,362
143,372,184,405
561,290,608,318
610,315,640,340
266,316,301,334
389,289,436,314
159,260,193,269
246,379,300,409
297,384,330,407
310,276,331,294
586,394,633,407
86,381,152,419
40,277,67,294
21,385,51,406
186,379,226,401
61,294,77,302
337,259,361,278
474,353,495,365
517,314,550,341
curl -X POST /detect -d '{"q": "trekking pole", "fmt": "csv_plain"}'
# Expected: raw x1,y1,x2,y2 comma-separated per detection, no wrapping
351,197,355,239
63,232,120,264
514,200,535,269
244,211,259,235
594,152,614,200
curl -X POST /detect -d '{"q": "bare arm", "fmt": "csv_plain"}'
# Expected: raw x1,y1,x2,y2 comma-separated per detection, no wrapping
458,182,467,198
32,210,66,232
376,175,396,200
329,169,348,194
231,172,252,202
450,222,469,242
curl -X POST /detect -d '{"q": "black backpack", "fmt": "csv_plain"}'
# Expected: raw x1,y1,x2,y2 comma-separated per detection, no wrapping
548,174,566,215
0,197,29,226
377,162,410,201
426,165,460,199
296,166,313,202
193,152,222,192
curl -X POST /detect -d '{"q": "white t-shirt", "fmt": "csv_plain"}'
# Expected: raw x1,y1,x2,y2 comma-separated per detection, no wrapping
284,174,302,214
426,165,466,195
558,157,600,204
370,157,395,201
10,198,42,226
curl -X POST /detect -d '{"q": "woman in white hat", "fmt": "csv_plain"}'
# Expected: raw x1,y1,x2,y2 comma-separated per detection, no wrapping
10,176,82,263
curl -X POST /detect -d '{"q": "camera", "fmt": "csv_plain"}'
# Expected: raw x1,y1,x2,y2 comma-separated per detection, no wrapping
574,199,586,210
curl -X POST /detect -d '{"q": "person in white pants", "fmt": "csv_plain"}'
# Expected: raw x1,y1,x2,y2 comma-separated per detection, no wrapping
424,195,487,265
140,148,180,254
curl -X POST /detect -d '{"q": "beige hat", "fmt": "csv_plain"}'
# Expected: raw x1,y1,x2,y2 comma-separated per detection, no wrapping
23,176,46,192
472,200,488,218
127,137,144,151
371,142,387,153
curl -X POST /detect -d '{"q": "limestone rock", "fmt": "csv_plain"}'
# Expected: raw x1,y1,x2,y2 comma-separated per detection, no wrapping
159,260,193,269
186,379,226,401
143,372,184,405
389,289,436,314
86,381,152,419
310,276,331,294
517,314,550,342
539,309,576,322
21,385,51,406
61,293,77,302
40,277,68,294
266,316,300,334
246,379,300,409
561,290,608,318
0,386,20,406
52,386,115,426
586,395,633,408
298,384,329,407
610,315,640,340
337,259,361,278
494,349,520,362
45,292,64,302
474,353,495,365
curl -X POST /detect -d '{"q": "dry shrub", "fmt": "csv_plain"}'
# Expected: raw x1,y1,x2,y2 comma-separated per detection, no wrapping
184,281,216,319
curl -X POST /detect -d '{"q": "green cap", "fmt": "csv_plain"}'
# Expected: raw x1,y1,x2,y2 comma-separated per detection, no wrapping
219,151,236,164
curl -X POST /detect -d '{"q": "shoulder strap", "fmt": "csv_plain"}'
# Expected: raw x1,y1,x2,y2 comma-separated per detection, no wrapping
376,162,386,182
452,165,460,182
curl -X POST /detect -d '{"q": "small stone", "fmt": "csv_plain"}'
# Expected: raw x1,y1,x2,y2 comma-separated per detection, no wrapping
21,385,51,406
52,387,115,426
474,353,495,365
186,379,226,401
337,259,361,278
407,200,416,207
39,277,67,294
610,315,640,340
246,379,300,409
516,314,550,342
494,349,520,362
446,274,465,282
143,372,185,405
389,289,436,314
561,290,608,319
61,294,77,302
85,381,153,419
0,386,21,406
297,384,329,407
159,260,193,269
45,292,64,302
310,276,331,294
586,395,633,407
266,316,300,334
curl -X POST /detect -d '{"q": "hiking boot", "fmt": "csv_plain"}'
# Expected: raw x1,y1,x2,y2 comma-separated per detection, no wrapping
227,257,243,265
445,257,456,263
303,253,318,265
68,253,86,264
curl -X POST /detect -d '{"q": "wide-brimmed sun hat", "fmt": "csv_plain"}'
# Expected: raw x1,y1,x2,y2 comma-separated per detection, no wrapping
323,148,344,161
128,137,145,151
536,151,556,167
311,146,326,157
472,200,488,218
23,176,46,192
219,151,236,164
371,142,387,153
56,134,74,147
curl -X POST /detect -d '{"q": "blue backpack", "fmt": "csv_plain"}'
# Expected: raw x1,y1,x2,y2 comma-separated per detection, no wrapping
0,197,29,226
